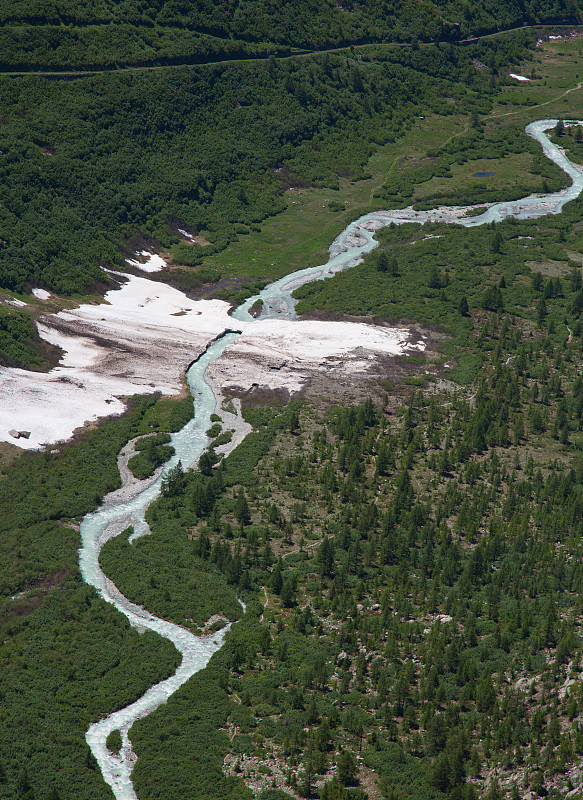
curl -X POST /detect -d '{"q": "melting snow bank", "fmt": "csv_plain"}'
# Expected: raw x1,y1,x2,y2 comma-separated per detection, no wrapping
32,288,51,300
0,276,235,449
0,274,424,449
124,250,167,272
208,319,425,394
509,73,530,81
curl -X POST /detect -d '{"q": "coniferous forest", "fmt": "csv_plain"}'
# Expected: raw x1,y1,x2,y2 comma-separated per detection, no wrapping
3,5,583,800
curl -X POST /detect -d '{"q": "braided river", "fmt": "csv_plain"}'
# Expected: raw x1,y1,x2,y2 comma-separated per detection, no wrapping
79,119,583,799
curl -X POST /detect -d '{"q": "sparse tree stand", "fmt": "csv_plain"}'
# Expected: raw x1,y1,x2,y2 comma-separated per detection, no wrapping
337,750,358,786
376,251,389,272
289,408,300,435
234,489,251,525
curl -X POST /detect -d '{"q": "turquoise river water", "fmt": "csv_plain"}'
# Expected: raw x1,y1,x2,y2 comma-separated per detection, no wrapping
79,119,583,799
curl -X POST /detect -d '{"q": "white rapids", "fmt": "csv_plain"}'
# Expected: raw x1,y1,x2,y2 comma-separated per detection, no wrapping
79,120,583,799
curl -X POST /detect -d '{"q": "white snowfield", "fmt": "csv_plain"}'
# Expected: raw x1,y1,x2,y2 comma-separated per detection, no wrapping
3,121,577,454
0,273,422,450
0,276,231,449
32,287,51,300
124,250,167,272
208,319,424,393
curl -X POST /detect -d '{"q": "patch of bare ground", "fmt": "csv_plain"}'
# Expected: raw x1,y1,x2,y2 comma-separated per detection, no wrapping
0,440,23,473
148,270,255,304
35,334,66,371
237,385,294,408
7,567,73,619
299,328,442,409
224,751,299,797
565,249,583,264
527,258,571,277
224,750,377,799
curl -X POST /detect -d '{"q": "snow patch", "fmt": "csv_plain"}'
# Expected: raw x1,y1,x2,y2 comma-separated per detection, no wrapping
177,228,195,241
208,319,424,394
6,298,27,307
0,272,426,450
125,250,167,272
0,274,236,450
32,288,51,300
509,73,530,82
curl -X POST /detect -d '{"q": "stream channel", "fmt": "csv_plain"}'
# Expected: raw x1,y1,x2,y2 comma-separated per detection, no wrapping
79,119,583,799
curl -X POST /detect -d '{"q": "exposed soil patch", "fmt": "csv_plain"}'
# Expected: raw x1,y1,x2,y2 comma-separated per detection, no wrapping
8,567,73,619
37,334,66,370
120,231,162,262
238,385,293,408
527,258,571,276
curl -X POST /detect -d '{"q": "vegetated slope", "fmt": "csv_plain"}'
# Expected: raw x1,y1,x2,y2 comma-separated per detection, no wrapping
0,396,195,800
0,306,58,370
0,38,522,299
105,314,583,800
0,0,579,69
294,184,583,381
95,192,583,799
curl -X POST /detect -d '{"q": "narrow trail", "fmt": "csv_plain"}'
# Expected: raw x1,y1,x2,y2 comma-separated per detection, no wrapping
2,24,582,78
79,118,583,800
259,586,269,622
488,81,583,119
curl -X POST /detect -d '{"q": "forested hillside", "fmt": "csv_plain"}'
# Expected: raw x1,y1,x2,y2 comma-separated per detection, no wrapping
2,19,583,800
102,293,583,800
0,0,580,69
0,35,530,303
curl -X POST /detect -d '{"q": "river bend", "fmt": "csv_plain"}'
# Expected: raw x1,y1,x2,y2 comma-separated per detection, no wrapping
79,119,583,799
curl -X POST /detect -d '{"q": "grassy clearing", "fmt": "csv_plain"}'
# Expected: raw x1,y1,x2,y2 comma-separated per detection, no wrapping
487,34,583,123
196,37,583,291
412,151,544,203
198,115,467,283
